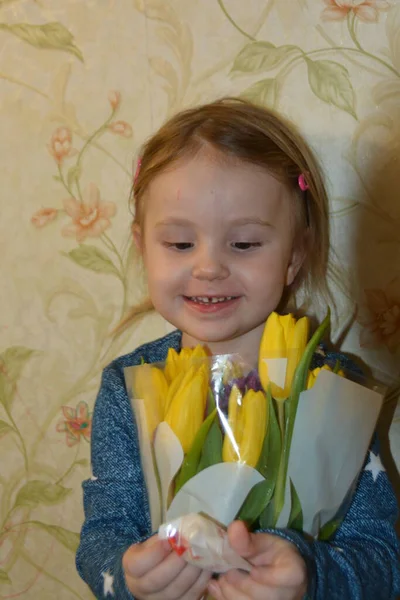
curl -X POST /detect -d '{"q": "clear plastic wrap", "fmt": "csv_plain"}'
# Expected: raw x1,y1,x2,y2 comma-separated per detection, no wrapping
124,312,385,571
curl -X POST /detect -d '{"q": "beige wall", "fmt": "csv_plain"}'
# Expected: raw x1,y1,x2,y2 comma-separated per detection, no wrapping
1,1,399,597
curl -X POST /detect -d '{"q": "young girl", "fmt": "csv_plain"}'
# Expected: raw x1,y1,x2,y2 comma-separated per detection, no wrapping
76,98,400,600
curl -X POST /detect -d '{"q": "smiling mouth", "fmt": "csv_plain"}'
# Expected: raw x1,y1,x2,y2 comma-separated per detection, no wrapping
185,296,238,304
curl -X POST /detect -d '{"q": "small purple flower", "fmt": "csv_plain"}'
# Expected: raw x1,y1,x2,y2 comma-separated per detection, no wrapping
245,369,263,392
216,370,263,413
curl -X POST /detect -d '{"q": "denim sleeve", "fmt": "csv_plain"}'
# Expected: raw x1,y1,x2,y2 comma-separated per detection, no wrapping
76,365,152,600
266,436,400,600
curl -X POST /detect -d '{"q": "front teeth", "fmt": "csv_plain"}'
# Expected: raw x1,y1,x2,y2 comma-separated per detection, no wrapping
190,296,234,304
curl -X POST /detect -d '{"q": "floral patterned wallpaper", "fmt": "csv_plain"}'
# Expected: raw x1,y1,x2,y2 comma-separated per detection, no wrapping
1,1,399,598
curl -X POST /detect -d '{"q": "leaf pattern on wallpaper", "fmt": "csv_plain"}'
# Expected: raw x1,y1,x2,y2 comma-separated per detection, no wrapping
0,347,37,412
65,245,123,279
0,22,83,61
0,420,14,439
25,521,80,553
0,569,11,585
14,481,72,510
306,59,357,118
232,41,299,73
134,0,193,111
240,78,279,109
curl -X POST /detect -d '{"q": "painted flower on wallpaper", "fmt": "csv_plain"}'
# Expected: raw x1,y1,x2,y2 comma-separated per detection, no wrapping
31,207,58,228
108,120,133,138
358,279,400,353
62,182,117,242
56,401,92,447
48,126,78,165
108,90,121,110
321,0,390,22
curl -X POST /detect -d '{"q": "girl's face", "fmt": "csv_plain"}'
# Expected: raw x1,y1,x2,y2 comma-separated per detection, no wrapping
134,149,304,362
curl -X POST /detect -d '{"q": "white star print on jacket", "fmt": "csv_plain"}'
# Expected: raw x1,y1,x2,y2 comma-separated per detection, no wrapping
365,451,386,482
102,571,114,597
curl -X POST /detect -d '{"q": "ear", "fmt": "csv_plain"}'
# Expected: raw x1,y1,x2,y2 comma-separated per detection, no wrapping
285,237,306,287
132,223,143,254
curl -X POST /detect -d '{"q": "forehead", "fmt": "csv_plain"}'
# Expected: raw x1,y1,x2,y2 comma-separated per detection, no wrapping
144,149,293,221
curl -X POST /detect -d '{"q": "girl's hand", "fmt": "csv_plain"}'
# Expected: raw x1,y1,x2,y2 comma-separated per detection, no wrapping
207,521,307,600
122,534,211,600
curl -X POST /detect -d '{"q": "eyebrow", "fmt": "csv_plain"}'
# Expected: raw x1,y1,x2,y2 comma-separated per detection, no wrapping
154,217,274,228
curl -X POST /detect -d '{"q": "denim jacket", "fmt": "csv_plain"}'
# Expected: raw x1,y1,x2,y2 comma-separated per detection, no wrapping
76,330,400,599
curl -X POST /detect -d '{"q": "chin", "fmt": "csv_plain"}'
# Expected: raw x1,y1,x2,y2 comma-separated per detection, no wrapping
181,325,240,346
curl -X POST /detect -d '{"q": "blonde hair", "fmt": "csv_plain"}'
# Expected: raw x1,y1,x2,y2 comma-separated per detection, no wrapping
119,97,332,331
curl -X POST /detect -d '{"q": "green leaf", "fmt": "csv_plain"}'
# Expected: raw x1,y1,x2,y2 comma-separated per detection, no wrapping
240,78,278,108
318,517,342,541
258,389,282,529
0,22,83,61
232,41,298,73
306,59,356,119
197,418,223,473
272,310,331,526
175,409,217,493
14,480,72,509
205,387,216,417
235,478,275,527
0,346,36,411
287,479,303,530
28,521,80,552
0,569,11,585
256,386,281,480
65,245,121,278
0,420,13,438
67,165,82,189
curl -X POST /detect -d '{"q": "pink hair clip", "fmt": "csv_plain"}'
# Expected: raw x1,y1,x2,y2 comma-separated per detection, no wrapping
134,158,142,184
298,173,309,192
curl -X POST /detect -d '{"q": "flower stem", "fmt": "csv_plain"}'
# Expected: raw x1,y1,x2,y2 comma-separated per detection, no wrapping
277,401,285,438
346,12,399,78
217,0,256,41
55,445,80,485
6,408,29,475
101,232,125,276
57,164,73,197
75,109,116,176
0,70,49,97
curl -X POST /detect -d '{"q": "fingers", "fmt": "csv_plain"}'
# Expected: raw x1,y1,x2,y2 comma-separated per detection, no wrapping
124,537,211,599
228,521,293,567
209,571,250,600
137,552,202,596
123,535,171,579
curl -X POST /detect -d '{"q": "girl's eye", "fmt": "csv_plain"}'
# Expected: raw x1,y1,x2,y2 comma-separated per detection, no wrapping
164,242,194,251
231,242,262,250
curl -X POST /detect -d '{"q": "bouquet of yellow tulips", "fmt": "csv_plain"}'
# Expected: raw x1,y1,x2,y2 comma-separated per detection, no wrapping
125,309,383,551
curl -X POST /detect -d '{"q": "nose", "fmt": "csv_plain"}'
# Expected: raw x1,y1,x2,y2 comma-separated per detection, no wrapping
191,245,230,281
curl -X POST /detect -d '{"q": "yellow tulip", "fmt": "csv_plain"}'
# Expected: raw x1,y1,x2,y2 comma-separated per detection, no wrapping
307,364,345,390
164,369,185,415
164,348,179,383
133,365,169,438
258,312,309,399
164,345,207,383
164,363,208,453
222,385,243,463
222,387,268,468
